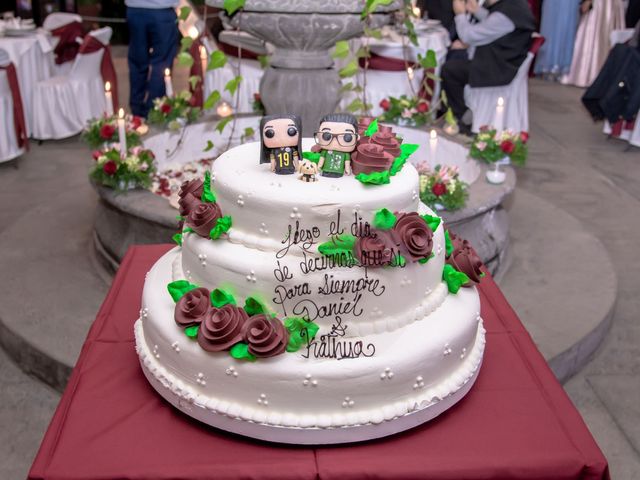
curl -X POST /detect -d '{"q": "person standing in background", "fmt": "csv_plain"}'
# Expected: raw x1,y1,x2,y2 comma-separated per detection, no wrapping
561,0,625,87
534,0,581,79
125,0,179,117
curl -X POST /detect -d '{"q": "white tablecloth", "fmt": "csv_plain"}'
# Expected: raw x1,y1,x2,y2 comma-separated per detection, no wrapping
366,25,451,65
0,32,54,135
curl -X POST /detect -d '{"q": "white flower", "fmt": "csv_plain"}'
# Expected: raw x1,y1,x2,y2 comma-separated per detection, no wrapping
401,108,416,119
125,156,140,171
476,141,487,151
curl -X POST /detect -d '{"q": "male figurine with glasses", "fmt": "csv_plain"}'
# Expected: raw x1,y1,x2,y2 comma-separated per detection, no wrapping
315,113,359,178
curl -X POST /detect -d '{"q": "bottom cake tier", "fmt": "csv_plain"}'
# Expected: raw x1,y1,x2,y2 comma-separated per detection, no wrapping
136,248,486,444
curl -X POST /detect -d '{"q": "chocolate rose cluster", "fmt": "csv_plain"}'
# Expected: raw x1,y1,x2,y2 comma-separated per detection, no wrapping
352,119,404,175
445,230,483,286
354,212,434,267
174,290,289,358
178,179,203,217
176,178,226,239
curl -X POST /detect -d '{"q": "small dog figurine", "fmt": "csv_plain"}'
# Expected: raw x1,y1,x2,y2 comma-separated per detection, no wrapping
298,160,319,182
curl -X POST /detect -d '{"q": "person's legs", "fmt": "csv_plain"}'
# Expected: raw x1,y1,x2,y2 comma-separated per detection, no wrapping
127,7,151,117
441,57,471,121
147,8,179,111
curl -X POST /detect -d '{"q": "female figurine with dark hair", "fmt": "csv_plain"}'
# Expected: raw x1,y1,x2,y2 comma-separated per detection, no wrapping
259,114,302,175
314,113,359,178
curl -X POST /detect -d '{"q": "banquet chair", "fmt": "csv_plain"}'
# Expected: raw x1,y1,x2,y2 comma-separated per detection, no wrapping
43,12,84,76
0,48,27,162
202,36,264,114
31,27,113,140
464,36,545,133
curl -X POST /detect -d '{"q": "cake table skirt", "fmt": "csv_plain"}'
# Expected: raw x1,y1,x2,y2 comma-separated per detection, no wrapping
29,245,610,480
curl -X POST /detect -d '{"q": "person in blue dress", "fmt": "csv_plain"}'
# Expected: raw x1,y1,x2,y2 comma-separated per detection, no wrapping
534,0,581,78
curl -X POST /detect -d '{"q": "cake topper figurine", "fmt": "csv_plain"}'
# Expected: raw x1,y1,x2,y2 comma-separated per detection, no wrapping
315,113,359,178
260,114,302,175
298,159,319,182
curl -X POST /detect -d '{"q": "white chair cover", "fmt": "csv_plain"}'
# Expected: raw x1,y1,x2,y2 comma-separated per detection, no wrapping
609,28,635,48
202,37,263,114
31,27,112,140
44,12,84,76
464,52,534,133
0,48,25,162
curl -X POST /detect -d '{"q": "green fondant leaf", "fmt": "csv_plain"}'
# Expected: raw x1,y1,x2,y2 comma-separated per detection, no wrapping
443,264,470,294
355,170,390,185
389,156,406,176
184,325,198,338
184,227,194,234
201,171,216,203
444,230,454,257
364,118,379,137
172,233,183,246
210,288,237,308
209,215,232,240
390,254,406,268
167,280,199,302
318,234,357,256
418,252,435,264
373,208,397,230
244,296,267,316
421,214,441,233
302,151,321,163
285,317,320,353
399,143,419,159
230,342,256,361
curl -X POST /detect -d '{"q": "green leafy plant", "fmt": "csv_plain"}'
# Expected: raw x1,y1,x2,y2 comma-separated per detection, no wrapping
89,146,156,191
83,115,142,150
379,94,432,127
469,127,529,166
147,91,200,129
418,164,469,211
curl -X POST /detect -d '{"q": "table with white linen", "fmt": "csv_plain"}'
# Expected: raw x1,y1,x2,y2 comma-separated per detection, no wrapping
0,31,54,135
342,23,451,116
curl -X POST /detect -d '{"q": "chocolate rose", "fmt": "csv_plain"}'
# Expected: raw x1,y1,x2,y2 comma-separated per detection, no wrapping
178,179,205,217
178,192,200,217
371,130,402,158
197,304,248,352
186,202,222,238
175,288,210,327
351,144,395,175
393,212,434,261
354,233,394,267
241,314,289,358
446,230,465,258
447,244,483,286
357,117,375,136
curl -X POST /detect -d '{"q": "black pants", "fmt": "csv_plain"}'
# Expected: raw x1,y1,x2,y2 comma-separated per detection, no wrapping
441,57,470,121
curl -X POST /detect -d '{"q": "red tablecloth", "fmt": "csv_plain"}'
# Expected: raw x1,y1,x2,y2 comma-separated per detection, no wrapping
29,245,609,480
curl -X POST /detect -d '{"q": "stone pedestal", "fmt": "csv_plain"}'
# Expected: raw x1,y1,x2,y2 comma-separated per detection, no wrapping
207,0,401,133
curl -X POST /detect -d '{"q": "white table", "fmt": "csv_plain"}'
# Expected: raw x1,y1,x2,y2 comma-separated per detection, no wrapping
0,31,54,135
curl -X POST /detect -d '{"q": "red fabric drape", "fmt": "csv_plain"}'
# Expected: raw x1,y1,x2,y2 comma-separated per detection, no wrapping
51,21,84,65
188,36,205,108
215,39,260,60
610,118,636,136
0,63,29,150
359,53,434,103
78,35,118,114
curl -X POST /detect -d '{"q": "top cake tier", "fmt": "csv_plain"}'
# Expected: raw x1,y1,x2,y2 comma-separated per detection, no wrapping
211,139,420,252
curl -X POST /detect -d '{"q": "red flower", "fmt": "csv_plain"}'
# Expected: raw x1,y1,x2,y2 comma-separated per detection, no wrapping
131,116,142,129
520,131,529,143
479,125,490,132
103,160,117,176
416,101,429,113
92,150,102,161
253,92,261,101
431,182,447,196
500,140,515,154
99,124,116,140
160,103,172,114
379,99,390,111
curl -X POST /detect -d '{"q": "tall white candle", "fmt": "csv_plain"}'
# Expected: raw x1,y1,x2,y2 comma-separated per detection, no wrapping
164,68,174,97
104,81,114,116
200,45,207,80
117,108,127,157
429,129,438,163
495,96,505,132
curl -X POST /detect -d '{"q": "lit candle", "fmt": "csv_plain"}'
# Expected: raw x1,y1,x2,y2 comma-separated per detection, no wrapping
412,6,421,17
104,82,113,116
407,66,415,81
188,25,199,40
216,101,233,118
117,108,127,157
495,96,505,132
429,129,437,162
164,68,174,97
200,45,207,80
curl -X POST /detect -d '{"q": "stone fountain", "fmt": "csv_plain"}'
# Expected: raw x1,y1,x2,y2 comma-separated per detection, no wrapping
206,0,402,133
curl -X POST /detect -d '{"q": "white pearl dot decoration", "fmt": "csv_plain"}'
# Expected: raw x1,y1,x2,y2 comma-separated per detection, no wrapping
380,367,394,380
152,344,160,359
197,253,207,267
259,223,269,236
139,307,149,320
258,393,269,406
171,341,180,353
246,270,257,283
342,396,355,408
443,343,452,356
302,373,318,387
225,366,238,377
460,347,467,359
196,372,206,386
290,207,301,219
413,376,425,390
236,194,245,206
